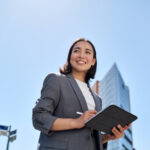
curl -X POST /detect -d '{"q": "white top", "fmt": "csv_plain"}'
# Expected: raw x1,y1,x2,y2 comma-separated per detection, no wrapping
75,78,95,110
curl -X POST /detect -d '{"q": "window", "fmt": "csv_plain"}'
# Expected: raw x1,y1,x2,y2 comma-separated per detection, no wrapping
122,144,129,150
124,134,132,145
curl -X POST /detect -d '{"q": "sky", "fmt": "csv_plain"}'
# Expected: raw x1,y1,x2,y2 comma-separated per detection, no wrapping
0,0,150,150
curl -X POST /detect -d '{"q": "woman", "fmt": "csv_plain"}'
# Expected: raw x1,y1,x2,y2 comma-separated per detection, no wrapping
32,38,130,150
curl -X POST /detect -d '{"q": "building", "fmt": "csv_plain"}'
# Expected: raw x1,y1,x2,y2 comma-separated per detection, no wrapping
92,63,134,150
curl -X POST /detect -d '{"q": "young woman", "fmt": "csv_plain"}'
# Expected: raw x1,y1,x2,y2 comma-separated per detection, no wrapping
32,38,130,150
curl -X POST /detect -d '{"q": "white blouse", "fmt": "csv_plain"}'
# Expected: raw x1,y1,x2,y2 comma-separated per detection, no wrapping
75,78,95,110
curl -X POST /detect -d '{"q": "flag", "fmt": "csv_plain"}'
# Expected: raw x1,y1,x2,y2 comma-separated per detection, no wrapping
9,135,17,142
0,125,8,131
10,129,17,136
0,130,8,136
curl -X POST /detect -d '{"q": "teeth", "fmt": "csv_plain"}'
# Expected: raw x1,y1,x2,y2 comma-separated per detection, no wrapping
77,61,85,64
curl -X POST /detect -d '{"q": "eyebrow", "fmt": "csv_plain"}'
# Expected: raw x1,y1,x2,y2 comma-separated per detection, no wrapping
73,47,92,51
73,46,80,50
85,49,92,51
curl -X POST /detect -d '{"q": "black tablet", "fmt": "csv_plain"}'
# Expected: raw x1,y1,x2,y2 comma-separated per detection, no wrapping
85,105,137,134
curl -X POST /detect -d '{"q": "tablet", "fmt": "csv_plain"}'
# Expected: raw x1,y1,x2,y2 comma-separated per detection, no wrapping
85,105,137,134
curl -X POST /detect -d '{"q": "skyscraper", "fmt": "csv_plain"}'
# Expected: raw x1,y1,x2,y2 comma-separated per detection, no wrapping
92,63,134,150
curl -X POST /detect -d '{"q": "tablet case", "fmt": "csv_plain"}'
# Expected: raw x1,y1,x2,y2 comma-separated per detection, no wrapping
85,105,137,134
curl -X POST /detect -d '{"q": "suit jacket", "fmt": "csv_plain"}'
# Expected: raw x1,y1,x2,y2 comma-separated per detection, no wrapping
32,73,103,150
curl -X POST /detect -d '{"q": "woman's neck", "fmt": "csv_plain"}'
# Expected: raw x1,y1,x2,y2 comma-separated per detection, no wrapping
71,71,86,82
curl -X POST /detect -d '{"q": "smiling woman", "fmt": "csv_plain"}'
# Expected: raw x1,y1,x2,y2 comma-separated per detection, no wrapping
60,38,97,84
32,38,130,150
70,41,96,82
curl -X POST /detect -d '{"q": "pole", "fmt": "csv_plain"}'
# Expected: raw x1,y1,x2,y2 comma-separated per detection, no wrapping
6,125,11,150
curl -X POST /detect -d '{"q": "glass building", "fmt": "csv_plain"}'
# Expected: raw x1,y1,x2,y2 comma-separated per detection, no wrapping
99,63,133,150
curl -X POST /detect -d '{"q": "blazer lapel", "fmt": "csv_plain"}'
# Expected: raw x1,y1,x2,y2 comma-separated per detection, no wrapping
66,73,88,112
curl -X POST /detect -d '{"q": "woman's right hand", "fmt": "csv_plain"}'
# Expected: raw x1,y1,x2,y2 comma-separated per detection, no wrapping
72,110,97,129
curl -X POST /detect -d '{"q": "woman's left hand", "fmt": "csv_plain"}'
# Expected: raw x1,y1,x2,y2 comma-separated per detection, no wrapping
107,123,131,140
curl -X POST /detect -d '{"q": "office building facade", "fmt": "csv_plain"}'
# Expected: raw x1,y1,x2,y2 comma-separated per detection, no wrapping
92,63,133,150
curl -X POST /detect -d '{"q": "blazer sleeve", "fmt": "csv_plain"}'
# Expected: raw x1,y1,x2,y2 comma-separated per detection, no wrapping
32,73,60,135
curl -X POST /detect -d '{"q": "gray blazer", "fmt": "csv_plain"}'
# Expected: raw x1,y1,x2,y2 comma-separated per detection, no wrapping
32,73,103,150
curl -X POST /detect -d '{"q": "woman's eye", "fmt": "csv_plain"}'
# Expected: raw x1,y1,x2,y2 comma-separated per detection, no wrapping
73,49,79,52
86,51,91,54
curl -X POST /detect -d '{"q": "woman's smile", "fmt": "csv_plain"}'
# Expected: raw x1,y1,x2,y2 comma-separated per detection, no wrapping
76,60,86,65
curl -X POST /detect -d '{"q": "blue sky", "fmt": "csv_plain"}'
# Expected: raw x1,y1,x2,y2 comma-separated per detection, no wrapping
0,0,150,150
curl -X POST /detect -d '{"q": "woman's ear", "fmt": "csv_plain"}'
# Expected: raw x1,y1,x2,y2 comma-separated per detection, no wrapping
92,58,96,66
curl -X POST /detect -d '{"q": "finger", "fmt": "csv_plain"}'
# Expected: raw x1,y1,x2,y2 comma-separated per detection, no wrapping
128,123,131,127
124,123,131,130
112,127,121,135
117,124,124,132
123,126,128,130
84,110,95,115
84,111,96,116
87,110,97,114
83,113,95,120
87,113,96,118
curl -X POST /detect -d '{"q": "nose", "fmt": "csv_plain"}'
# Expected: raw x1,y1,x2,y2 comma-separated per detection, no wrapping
78,51,85,58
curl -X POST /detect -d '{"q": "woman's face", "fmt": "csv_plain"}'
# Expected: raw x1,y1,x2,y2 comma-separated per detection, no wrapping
70,41,96,74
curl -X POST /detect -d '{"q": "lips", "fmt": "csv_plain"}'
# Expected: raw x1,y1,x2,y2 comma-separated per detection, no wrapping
76,60,86,64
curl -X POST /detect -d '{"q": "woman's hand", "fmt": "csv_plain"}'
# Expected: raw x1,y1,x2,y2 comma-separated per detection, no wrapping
72,110,97,129
102,123,131,144
107,123,131,140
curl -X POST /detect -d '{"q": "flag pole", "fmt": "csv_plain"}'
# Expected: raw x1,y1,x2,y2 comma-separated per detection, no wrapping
6,125,11,150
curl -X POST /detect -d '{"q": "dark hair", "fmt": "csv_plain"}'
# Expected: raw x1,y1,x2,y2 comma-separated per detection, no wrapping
59,38,97,84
